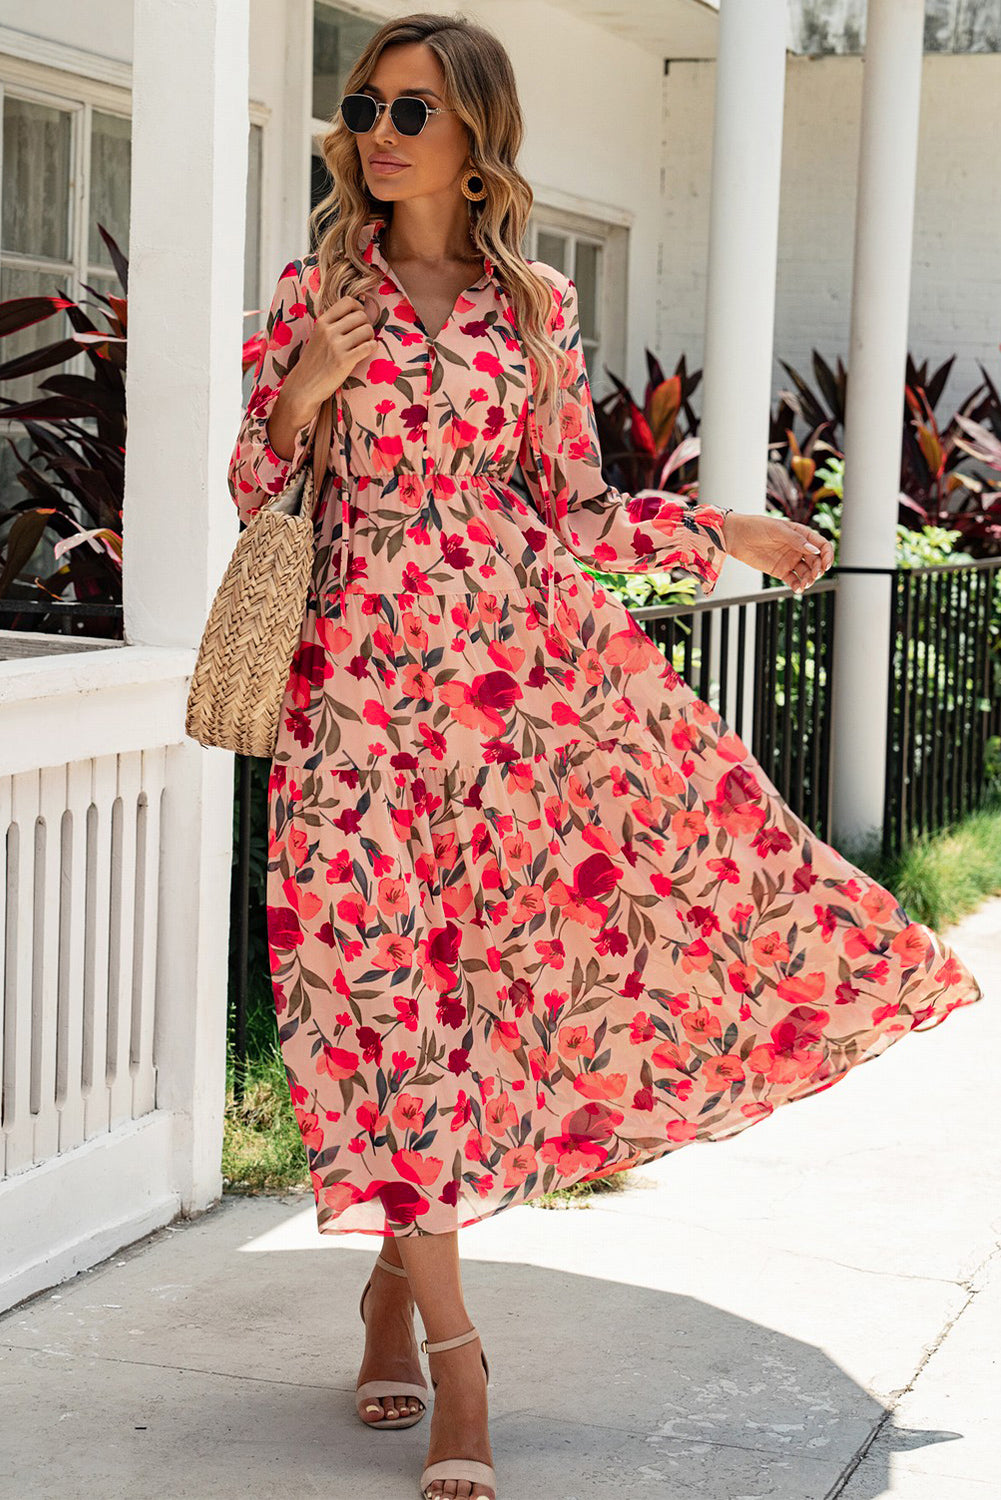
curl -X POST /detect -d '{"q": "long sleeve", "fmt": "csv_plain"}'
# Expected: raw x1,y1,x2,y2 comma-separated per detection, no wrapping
517,274,729,594
227,258,321,527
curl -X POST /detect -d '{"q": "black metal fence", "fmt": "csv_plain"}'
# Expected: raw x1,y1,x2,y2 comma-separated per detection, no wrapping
0,598,123,633
882,557,1001,858
226,558,1000,1091
634,577,839,840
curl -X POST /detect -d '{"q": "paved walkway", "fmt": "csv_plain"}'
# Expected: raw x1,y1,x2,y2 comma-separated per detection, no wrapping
2,897,999,1499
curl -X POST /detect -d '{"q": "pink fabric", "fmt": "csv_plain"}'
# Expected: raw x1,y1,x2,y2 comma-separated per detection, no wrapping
228,218,983,1237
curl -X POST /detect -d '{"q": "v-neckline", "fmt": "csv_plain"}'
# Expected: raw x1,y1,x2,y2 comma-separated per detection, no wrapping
367,218,493,343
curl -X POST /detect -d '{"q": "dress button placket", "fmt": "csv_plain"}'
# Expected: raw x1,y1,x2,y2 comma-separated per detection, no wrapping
424,342,435,483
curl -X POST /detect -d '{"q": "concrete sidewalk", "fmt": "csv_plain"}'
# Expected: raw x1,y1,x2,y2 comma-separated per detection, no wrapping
2,897,998,1500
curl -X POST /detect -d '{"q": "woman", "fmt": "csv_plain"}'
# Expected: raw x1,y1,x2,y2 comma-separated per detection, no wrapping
228,14,984,1500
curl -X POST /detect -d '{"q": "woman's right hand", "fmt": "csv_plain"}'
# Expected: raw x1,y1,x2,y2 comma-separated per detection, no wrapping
265,295,379,460
291,294,380,406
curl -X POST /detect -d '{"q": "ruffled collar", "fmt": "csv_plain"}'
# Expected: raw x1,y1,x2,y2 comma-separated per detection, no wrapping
362,215,496,286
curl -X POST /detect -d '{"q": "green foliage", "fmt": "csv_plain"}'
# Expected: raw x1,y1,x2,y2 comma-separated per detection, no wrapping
531,1172,630,1207
985,734,1001,789
894,524,973,568
223,1039,313,1193
809,461,976,569
814,455,845,503
229,755,281,1068
839,787,1001,930
595,454,979,615
585,566,699,609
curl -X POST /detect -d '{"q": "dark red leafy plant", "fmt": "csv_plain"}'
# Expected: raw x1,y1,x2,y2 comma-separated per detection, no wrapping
0,226,267,636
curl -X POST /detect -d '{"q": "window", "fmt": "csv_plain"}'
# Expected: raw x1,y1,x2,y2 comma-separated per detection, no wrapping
526,221,604,380
0,65,266,436
313,3,380,123
310,3,379,247
0,87,130,410
0,72,132,514
242,116,266,404
244,120,264,328
525,211,627,401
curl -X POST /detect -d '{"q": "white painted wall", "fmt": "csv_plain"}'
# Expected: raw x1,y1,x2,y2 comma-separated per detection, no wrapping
0,0,131,60
661,51,1001,424
475,0,666,397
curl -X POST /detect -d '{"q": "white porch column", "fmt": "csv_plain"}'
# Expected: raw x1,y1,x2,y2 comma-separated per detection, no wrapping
281,0,315,249
123,0,250,1210
700,0,787,554
830,0,925,847
698,0,788,742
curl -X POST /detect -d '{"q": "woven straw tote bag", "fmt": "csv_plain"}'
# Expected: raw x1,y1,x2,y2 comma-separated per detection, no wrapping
184,393,336,759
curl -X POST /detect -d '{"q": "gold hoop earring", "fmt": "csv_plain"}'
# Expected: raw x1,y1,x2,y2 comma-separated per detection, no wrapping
460,165,487,202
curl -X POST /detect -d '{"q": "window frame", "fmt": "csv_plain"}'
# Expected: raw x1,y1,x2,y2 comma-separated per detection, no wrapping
0,61,131,416
244,105,269,363
525,218,607,372
525,204,629,402
0,54,269,424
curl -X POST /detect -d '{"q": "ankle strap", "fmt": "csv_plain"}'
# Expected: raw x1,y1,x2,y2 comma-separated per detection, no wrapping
375,1254,408,1279
420,1326,479,1355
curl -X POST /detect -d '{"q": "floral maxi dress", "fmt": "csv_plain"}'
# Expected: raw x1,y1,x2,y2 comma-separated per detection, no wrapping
228,217,984,1238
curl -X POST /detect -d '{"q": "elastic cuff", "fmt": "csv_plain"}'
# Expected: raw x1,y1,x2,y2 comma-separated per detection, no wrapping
261,437,292,488
290,406,322,479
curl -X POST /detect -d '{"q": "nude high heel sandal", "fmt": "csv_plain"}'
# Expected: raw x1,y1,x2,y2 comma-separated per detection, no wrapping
355,1254,429,1429
418,1325,496,1500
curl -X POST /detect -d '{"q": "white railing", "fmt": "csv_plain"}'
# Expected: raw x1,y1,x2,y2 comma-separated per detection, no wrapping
0,639,231,1311
2,742,164,1175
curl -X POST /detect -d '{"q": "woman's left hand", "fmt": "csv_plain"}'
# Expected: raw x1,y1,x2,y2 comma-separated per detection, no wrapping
722,511,834,594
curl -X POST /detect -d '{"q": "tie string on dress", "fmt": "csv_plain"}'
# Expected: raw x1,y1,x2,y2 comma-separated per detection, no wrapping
494,277,564,624
335,385,350,592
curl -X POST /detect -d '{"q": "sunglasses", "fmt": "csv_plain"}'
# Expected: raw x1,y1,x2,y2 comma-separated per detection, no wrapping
339,92,453,137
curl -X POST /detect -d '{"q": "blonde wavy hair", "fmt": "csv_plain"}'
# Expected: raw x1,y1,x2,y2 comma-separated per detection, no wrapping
307,10,569,411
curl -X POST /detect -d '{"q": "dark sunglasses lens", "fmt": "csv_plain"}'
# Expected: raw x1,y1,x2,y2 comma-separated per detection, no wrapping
340,94,377,133
391,97,429,135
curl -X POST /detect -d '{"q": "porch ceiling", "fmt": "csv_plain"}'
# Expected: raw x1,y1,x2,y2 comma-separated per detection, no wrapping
543,0,721,59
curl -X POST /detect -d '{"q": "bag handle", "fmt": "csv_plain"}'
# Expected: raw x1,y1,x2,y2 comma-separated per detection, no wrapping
309,395,336,514
304,387,352,590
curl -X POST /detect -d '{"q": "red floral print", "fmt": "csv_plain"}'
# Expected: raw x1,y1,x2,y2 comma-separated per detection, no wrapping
228,218,983,1237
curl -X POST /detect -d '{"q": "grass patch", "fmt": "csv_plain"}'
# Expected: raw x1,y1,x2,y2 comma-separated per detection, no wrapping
837,789,1001,931
529,1172,630,1208
224,792,1001,1200
222,1041,311,1194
